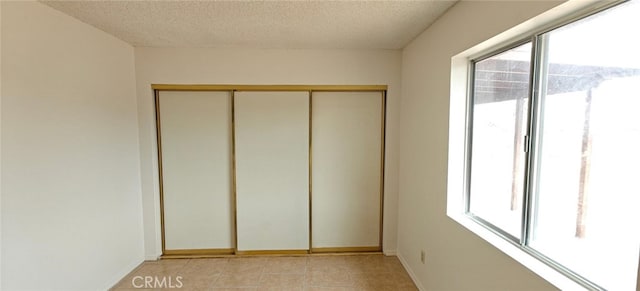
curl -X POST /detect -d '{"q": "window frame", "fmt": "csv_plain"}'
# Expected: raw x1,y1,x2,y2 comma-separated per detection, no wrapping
464,37,534,246
448,1,639,290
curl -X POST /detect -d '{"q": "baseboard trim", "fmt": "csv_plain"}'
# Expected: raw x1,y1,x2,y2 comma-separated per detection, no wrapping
383,249,397,256
397,251,426,291
103,258,145,291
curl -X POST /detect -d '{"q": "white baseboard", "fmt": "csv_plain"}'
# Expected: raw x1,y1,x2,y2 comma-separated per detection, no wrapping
145,254,160,261
102,258,145,291
397,251,426,291
383,249,397,256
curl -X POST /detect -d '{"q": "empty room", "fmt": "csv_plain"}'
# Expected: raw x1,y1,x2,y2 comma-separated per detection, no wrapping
1,0,639,290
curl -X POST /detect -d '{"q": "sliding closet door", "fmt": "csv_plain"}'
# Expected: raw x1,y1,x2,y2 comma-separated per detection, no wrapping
158,91,233,253
311,91,384,251
234,91,310,252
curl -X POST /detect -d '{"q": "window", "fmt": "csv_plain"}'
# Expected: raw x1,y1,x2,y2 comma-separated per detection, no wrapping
468,42,531,239
464,1,640,290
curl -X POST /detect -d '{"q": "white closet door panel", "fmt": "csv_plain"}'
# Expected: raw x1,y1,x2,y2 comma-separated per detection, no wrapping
312,92,383,248
235,91,309,251
159,91,233,250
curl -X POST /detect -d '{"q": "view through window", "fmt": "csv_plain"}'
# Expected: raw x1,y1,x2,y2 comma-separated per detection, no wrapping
467,1,640,289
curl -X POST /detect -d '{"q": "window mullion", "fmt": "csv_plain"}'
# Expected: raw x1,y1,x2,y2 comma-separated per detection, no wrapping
520,33,548,246
463,61,476,215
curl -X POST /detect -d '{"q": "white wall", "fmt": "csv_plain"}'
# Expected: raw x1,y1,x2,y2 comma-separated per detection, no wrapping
135,47,402,258
1,2,144,290
398,1,564,290
0,2,3,287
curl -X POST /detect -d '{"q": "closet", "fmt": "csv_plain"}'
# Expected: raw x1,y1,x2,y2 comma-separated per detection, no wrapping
155,85,386,256
235,91,310,253
311,91,383,252
156,91,234,255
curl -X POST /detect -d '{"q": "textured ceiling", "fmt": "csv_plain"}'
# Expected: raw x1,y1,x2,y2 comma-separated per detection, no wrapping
42,0,456,49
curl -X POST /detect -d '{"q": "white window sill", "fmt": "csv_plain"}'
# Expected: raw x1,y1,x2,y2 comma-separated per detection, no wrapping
447,211,588,290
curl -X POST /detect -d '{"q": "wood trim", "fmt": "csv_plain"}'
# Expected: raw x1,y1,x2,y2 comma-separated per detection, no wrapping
163,248,235,256
311,247,382,253
160,254,235,259
308,91,313,254
155,90,167,255
151,84,387,92
160,251,384,259
379,90,387,249
231,90,239,254
235,250,310,256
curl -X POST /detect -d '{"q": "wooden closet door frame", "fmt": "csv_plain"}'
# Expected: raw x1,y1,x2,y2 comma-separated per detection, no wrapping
153,84,387,257
309,91,386,253
155,90,235,257
234,90,310,253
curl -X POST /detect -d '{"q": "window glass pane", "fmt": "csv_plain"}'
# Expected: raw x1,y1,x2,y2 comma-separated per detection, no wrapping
469,43,531,239
530,2,640,290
